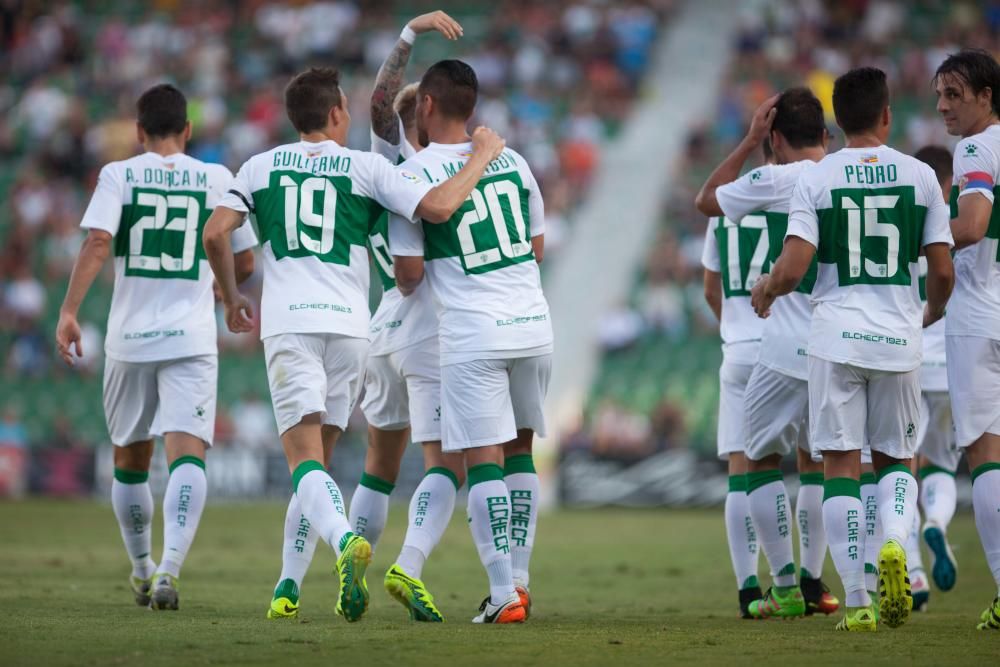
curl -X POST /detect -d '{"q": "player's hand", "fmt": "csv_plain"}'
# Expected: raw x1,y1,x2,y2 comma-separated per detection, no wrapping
747,94,780,147
471,126,505,162
55,312,83,366
923,303,945,328
408,10,463,40
224,294,255,333
750,274,774,318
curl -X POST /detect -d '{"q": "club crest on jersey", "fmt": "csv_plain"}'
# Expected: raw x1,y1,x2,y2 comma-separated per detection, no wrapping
965,143,977,156
164,162,175,170
860,155,879,164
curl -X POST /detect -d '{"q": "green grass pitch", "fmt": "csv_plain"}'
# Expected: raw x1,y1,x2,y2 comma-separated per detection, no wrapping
1,501,997,665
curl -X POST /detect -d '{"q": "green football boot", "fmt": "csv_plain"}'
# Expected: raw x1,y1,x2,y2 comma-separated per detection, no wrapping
835,606,878,632
335,533,372,622
267,578,300,619
878,539,912,629
747,585,806,619
384,564,445,622
977,597,1000,630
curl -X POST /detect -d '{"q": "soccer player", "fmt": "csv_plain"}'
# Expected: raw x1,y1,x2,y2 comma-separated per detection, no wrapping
388,59,550,624
54,84,258,610
202,67,505,622
695,87,838,618
906,145,960,612
752,67,955,631
350,10,465,623
934,48,1000,630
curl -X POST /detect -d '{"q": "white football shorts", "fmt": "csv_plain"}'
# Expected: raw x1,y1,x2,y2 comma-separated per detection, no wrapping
946,335,1000,449
440,353,551,453
744,364,809,461
263,333,368,435
808,356,920,460
103,354,217,447
361,336,441,443
717,359,754,460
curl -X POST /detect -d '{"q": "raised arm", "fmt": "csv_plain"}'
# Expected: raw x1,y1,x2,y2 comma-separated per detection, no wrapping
56,229,112,365
371,11,463,144
695,94,778,216
416,126,506,222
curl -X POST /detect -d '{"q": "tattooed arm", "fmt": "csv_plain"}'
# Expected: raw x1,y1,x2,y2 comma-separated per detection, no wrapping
370,10,464,145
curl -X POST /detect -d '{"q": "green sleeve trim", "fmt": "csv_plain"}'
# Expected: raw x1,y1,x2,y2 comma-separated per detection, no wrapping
859,472,876,486
168,455,205,474
876,463,911,483
823,476,861,501
746,469,783,494
504,454,536,476
291,460,327,493
467,463,504,488
919,465,956,479
359,472,395,495
971,462,1000,483
728,474,747,493
426,466,460,490
798,472,824,486
113,467,149,484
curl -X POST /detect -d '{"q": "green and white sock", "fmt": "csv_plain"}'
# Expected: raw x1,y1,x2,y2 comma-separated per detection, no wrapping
747,469,796,587
920,466,957,530
504,454,539,588
725,475,759,591
397,467,459,579
860,472,880,594
160,456,207,579
276,493,318,592
292,461,352,557
467,463,515,604
877,464,917,545
348,472,394,550
111,468,156,579
971,463,1000,593
823,477,867,608
796,472,826,579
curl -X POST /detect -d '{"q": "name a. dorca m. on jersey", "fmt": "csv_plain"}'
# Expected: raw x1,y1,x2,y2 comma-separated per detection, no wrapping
271,150,352,175
843,162,898,185
123,167,209,187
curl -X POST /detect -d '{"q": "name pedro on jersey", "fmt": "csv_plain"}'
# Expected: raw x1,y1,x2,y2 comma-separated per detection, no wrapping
843,163,898,185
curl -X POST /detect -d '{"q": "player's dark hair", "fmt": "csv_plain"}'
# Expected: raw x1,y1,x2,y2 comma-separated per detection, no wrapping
136,84,188,138
285,67,343,134
914,145,954,189
935,48,1000,117
418,59,478,120
771,87,826,148
832,67,889,135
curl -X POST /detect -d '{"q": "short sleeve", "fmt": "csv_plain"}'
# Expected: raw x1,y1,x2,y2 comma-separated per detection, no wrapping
715,165,779,222
524,166,545,237
953,137,997,204
80,164,125,235
231,219,259,253
785,173,819,248
920,165,955,248
701,217,721,271
371,155,434,222
388,212,425,257
217,160,254,213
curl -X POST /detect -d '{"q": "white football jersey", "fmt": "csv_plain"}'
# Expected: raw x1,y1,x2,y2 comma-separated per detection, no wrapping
947,124,1000,341
367,126,439,356
80,152,258,362
388,142,551,365
716,160,816,379
701,216,765,365
787,145,954,372
218,138,433,340
918,256,947,392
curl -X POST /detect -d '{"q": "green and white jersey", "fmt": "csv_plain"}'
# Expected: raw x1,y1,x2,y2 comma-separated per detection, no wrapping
80,151,258,362
389,142,551,365
947,124,1000,341
717,160,817,379
219,138,433,340
918,256,947,391
787,145,953,372
701,215,766,365
367,127,439,356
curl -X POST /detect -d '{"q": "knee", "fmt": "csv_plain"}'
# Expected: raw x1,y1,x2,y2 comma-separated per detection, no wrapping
503,430,535,458
114,441,154,471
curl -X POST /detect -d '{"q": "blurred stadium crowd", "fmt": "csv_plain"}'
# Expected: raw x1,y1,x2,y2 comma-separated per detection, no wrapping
579,0,1000,461
0,0,669,494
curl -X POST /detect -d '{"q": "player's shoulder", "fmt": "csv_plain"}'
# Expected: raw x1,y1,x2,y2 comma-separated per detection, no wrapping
186,157,234,184
954,127,1000,165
